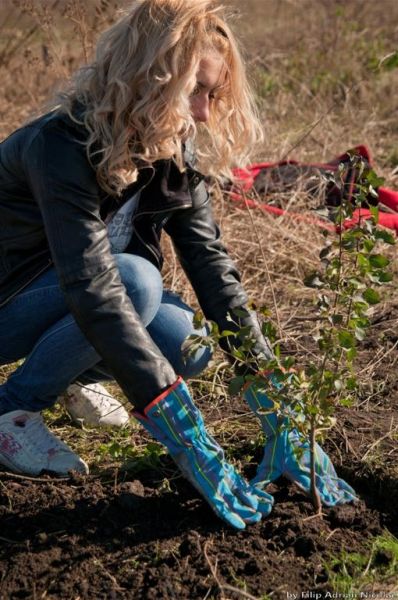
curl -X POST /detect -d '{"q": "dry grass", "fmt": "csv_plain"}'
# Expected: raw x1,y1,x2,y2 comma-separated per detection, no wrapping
0,0,397,470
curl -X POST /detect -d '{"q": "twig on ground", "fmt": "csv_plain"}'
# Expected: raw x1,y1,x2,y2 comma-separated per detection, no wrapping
203,540,260,600
302,510,325,522
325,529,339,542
0,536,23,545
338,426,360,459
361,417,397,462
0,471,70,483
357,340,398,375
93,559,125,593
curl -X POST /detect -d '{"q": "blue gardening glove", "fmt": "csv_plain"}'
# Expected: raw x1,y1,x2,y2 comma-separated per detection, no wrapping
244,381,357,507
134,377,273,530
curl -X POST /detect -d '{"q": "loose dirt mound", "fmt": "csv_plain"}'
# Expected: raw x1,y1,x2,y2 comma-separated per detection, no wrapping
0,467,390,599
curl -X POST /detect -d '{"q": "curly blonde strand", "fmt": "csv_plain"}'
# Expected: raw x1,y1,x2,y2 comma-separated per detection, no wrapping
56,0,262,195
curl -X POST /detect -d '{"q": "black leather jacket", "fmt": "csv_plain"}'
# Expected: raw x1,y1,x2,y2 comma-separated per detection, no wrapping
0,110,272,407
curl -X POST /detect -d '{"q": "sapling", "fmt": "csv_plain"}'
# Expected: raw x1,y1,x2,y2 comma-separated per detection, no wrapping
184,153,395,514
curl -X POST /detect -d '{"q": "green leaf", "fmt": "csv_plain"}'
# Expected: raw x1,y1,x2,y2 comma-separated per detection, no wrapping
369,205,379,222
232,308,250,319
378,271,393,283
282,356,295,370
368,273,381,284
209,322,220,336
357,254,370,270
338,330,356,349
193,310,206,329
232,348,245,361
375,229,395,245
363,238,375,253
349,316,370,329
347,277,364,290
258,306,272,318
346,377,357,391
237,325,254,340
380,50,398,71
332,314,344,325
354,327,366,341
340,397,355,407
228,376,245,396
220,330,236,338
369,254,390,268
346,347,357,361
363,288,381,305
365,169,385,188
352,298,370,314
262,321,277,341
364,218,376,234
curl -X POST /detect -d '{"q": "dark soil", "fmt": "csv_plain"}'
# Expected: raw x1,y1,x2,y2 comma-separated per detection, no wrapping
0,309,397,600
0,469,392,600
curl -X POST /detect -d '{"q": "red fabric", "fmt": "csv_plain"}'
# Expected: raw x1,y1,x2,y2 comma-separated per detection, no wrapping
230,146,398,235
132,376,183,419
227,191,336,231
346,208,398,234
378,187,398,213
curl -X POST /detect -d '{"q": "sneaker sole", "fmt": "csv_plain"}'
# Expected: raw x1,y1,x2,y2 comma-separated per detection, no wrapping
0,453,88,478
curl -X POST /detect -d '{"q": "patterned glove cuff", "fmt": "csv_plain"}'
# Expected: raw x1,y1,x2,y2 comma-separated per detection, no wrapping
132,376,183,421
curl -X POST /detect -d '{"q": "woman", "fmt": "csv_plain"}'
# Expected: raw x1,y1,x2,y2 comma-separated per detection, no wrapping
0,0,355,530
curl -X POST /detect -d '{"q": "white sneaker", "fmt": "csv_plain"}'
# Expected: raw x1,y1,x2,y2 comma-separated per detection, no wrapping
61,383,130,428
0,410,89,476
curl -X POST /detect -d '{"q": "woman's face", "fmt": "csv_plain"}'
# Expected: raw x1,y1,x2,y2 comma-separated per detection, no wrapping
189,53,225,123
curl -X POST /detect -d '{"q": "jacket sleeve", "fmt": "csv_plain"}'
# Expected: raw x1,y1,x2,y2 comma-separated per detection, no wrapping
23,124,176,408
164,183,274,364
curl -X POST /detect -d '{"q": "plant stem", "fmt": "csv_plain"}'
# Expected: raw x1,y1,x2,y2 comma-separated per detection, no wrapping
309,415,322,513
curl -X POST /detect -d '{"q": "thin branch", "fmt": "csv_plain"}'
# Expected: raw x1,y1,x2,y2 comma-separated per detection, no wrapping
361,418,397,462
0,471,70,483
203,540,261,600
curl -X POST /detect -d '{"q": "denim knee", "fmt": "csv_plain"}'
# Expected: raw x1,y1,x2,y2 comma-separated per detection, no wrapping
146,291,213,379
115,254,163,326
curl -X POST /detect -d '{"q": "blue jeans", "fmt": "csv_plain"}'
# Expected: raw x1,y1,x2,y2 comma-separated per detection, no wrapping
0,254,211,413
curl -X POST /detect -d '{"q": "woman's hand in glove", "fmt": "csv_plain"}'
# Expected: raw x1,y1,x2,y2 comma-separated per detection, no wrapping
134,377,274,529
244,381,357,507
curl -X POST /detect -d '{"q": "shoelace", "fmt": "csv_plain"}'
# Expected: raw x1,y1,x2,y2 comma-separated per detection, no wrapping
74,383,129,418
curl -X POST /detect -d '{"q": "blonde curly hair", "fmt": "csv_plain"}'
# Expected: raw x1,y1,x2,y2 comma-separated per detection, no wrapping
57,0,262,195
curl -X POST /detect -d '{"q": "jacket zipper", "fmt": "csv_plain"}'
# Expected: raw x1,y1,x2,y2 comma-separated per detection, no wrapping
131,201,193,263
0,258,53,309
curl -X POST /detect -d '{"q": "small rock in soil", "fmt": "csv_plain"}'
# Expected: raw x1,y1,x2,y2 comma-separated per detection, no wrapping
116,480,145,510
252,538,265,551
118,480,145,497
